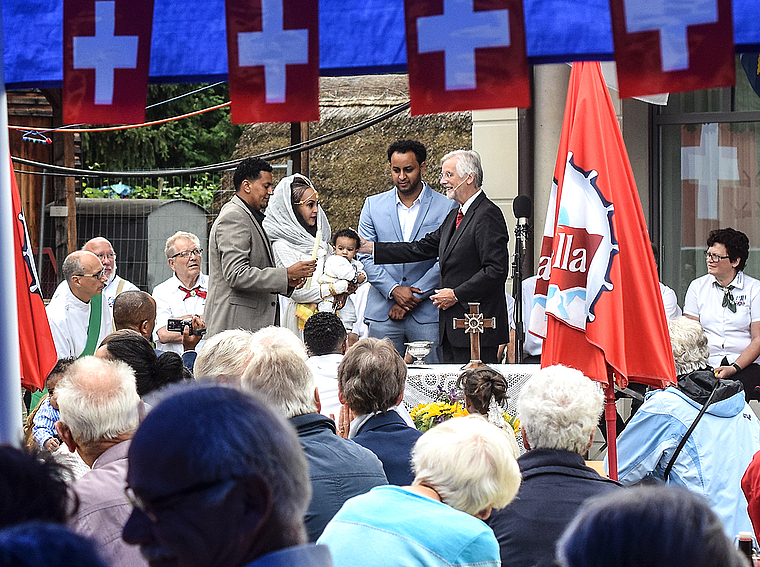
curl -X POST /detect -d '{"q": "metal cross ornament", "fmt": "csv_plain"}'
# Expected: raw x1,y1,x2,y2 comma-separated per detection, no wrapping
452,302,496,368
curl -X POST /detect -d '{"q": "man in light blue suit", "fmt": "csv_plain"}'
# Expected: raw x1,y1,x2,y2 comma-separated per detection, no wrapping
358,140,456,363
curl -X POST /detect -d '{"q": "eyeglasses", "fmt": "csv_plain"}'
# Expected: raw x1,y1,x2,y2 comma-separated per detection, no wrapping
96,253,116,261
439,171,456,181
125,478,236,524
76,268,106,279
705,251,731,262
171,249,203,259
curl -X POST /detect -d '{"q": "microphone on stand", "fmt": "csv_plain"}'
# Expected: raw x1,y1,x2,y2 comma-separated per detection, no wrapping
513,195,532,251
512,195,532,364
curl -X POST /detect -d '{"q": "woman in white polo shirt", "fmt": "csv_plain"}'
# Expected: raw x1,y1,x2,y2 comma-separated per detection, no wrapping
684,228,760,401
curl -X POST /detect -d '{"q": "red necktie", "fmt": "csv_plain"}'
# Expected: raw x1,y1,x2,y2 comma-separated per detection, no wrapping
179,286,207,300
455,209,464,229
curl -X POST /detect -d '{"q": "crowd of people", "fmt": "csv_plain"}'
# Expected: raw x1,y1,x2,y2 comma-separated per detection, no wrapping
3,140,760,566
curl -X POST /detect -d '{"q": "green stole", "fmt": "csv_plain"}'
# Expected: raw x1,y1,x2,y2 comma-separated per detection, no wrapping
80,293,103,357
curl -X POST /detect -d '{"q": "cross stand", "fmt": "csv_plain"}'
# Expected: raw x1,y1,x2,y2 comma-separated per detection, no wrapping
453,302,496,369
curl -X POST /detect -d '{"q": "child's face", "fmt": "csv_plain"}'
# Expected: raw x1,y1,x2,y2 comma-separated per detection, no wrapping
48,375,61,410
334,236,358,261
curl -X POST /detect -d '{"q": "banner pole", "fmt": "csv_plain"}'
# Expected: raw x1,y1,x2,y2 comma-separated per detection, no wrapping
605,366,618,480
0,1,24,447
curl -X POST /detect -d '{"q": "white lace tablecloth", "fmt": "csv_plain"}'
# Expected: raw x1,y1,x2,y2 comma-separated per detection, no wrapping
403,364,539,452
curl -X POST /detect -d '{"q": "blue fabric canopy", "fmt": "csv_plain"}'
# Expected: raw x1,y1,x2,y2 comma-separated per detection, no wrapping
4,0,760,88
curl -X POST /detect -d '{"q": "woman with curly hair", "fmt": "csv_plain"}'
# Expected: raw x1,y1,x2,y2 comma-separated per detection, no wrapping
684,227,760,400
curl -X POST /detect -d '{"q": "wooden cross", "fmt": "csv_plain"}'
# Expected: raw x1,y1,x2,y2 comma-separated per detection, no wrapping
452,302,496,368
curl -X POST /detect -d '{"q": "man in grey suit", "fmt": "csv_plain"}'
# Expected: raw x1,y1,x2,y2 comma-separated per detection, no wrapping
359,140,456,363
205,158,315,336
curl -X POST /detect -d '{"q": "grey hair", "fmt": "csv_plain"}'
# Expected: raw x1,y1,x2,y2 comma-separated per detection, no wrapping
251,326,308,360
132,384,311,545
412,415,521,516
164,231,201,259
518,365,603,454
56,357,140,445
440,149,483,188
242,344,317,418
337,338,406,415
669,317,710,375
61,252,87,284
194,329,257,381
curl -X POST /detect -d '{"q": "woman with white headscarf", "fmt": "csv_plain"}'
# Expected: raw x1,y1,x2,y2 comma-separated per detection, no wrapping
263,174,351,335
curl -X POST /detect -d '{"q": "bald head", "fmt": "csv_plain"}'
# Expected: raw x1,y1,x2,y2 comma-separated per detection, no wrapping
113,291,156,339
82,237,117,282
61,251,106,303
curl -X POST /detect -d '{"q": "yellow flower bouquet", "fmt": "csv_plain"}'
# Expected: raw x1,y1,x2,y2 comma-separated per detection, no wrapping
410,388,469,432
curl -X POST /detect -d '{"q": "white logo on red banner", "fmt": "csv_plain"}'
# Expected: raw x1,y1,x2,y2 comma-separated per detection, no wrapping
72,1,138,105
681,123,739,220
403,0,530,115
63,0,153,124
609,0,734,98
237,0,309,103
417,0,510,91
542,153,616,331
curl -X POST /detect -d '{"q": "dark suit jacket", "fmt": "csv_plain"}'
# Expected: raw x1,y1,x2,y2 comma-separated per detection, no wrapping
374,192,509,347
353,410,423,486
487,448,622,567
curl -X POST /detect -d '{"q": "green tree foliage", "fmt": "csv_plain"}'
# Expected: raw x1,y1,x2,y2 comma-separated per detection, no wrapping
80,83,243,171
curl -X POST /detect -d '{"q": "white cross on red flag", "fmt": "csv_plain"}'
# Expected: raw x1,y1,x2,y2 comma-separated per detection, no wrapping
225,0,319,124
609,0,735,98
403,0,530,115
63,0,154,125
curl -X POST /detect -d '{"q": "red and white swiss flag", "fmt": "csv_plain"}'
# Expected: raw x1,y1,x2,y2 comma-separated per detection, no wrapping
403,0,530,115
63,0,153,125
225,0,319,124
609,0,735,98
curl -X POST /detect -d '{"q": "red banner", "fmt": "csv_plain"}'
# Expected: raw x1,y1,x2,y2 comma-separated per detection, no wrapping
11,168,57,392
63,0,154,125
531,62,676,389
404,0,530,115
225,0,319,123
609,0,734,98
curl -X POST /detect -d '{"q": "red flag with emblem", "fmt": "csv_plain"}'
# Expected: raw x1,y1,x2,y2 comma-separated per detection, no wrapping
530,62,676,390
63,0,154,125
403,0,530,115
10,166,56,392
225,0,319,123
609,0,734,98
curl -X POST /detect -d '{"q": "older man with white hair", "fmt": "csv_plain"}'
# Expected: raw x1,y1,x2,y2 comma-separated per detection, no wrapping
487,365,622,567
153,231,207,355
243,344,387,542
614,316,760,538
193,329,257,381
54,357,146,567
46,251,112,357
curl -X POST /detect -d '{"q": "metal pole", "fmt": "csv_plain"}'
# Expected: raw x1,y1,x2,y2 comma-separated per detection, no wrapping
0,2,24,446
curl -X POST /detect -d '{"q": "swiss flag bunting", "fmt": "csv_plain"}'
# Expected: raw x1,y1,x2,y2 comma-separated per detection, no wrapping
63,0,154,125
403,0,530,115
10,164,57,392
609,0,735,98
530,62,676,390
225,0,319,124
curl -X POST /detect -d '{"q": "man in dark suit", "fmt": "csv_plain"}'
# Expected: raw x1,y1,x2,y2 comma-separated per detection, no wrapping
358,149,509,363
205,157,314,335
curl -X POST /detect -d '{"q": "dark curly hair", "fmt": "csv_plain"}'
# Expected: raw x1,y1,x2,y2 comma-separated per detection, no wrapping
233,157,273,191
456,368,508,415
0,446,77,528
303,312,346,356
387,139,427,165
332,228,360,249
707,227,749,271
